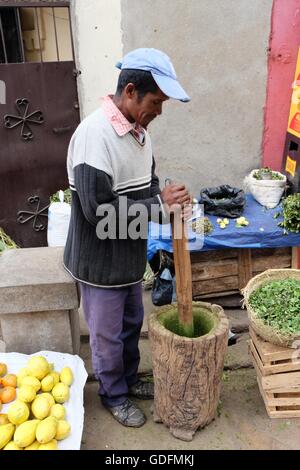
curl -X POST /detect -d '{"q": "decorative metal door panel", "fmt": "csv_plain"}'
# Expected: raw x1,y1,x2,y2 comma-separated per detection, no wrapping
0,2,80,247
0,62,79,246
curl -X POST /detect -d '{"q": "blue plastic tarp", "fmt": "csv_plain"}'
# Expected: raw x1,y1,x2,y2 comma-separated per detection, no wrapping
147,194,300,260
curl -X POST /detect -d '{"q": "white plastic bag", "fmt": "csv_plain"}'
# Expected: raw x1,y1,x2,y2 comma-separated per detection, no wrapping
47,190,71,247
244,169,286,209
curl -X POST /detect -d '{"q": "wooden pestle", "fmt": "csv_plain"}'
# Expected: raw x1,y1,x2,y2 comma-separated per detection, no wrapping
171,213,194,337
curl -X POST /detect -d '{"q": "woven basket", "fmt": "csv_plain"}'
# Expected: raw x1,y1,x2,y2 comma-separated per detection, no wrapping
243,269,300,348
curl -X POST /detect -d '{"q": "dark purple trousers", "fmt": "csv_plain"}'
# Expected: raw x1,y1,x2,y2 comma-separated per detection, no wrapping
80,281,144,407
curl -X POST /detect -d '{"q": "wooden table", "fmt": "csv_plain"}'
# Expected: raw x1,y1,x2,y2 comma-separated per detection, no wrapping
190,246,298,304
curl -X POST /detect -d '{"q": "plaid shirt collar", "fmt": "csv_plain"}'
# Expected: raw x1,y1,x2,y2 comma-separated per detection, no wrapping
102,95,145,139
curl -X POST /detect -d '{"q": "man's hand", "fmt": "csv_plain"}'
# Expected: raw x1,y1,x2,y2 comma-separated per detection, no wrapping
181,202,193,221
160,184,191,207
160,183,193,222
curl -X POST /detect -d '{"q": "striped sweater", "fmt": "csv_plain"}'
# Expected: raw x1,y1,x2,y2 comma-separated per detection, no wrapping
63,107,163,287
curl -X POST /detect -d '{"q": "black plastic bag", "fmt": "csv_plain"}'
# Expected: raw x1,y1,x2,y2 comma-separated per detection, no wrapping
151,273,173,306
200,185,245,218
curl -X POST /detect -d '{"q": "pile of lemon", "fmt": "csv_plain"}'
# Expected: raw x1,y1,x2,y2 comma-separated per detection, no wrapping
235,216,249,228
217,218,230,229
0,356,73,450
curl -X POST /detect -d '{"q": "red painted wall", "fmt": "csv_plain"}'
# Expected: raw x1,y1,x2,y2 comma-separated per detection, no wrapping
263,0,300,169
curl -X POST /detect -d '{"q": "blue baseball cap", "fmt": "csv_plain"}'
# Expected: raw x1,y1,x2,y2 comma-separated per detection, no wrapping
116,48,190,103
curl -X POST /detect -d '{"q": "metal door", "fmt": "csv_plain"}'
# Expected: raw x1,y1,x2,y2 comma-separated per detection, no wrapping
0,1,80,247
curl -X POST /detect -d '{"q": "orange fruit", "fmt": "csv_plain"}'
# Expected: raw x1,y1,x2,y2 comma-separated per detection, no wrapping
0,386,16,404
1,374,17,388
0,413,9,425
0,363,7,377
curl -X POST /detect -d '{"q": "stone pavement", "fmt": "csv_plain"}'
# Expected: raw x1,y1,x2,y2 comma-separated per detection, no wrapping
79,292,300,450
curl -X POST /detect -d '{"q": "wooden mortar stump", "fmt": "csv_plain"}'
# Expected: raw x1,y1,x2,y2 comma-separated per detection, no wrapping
148,301,229,441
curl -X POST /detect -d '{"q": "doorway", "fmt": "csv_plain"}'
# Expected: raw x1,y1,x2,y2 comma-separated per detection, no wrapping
0,0,80,247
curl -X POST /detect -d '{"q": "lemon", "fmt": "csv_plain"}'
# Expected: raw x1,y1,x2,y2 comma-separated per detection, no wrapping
36,416,58,444
18,384,36,403
27,356,50,380
41,374,55,392
25,440,40,450
31,396,51,420
52,383,70,404
39,392,55,407
3,440,23,450
55,420,71,440
50,404,66,421
60,367,73,386
14,420,39,448
21,376,41,393
0,414,9,425
49,372,60,386
38,439,57,450
7,400,29,425
0,423,15,449
17,367,29,387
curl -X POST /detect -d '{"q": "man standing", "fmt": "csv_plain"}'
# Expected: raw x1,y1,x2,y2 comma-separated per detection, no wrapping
64,48,191,427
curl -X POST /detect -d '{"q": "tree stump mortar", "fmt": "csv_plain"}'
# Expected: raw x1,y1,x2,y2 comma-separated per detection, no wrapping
148,301,229,441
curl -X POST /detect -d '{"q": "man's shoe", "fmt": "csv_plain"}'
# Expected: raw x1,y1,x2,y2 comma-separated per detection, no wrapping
105,398,146,427
128,380,154,400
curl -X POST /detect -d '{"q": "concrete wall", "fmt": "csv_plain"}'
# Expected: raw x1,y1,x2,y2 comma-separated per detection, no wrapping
70,0,122,118
121,0,273,196
70,0,273,195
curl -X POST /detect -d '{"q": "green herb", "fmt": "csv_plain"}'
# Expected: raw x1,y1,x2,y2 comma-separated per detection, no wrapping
249,279,300,334
278,194,300,233
0,228,19,254
273,211,282,219
253,167,284,180
191,217,213,235
50,189,72,205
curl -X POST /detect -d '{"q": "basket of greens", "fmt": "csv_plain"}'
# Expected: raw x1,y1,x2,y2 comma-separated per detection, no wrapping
243,269,300,347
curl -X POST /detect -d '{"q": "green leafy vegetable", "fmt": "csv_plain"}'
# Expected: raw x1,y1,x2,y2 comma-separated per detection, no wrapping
278,194,300,233
253,167,284,181
249,279,300,334
0,228,19,254
50,189,72,205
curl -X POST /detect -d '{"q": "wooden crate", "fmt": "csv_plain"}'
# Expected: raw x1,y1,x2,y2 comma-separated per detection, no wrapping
249,328,300,418
191,246,297,299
